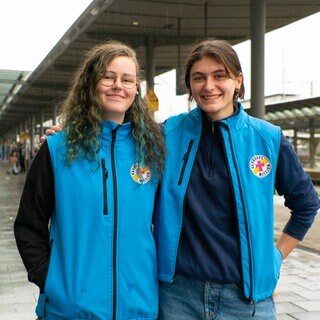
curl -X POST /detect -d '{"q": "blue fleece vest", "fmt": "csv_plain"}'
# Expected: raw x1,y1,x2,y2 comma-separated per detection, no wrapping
154,104,283,302
38,121,159,319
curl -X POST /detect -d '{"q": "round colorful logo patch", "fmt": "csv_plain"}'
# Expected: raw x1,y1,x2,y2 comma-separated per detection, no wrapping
249,155,271,178
130,163,151,184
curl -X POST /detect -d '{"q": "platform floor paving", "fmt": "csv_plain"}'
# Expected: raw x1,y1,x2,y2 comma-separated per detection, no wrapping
0,160,320,319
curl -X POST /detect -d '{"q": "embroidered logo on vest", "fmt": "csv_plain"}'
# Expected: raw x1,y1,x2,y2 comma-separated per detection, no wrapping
249,155,271,178
130,163,151,184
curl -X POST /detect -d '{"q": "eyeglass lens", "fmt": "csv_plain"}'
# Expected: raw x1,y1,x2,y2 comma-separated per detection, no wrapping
101,71,137,89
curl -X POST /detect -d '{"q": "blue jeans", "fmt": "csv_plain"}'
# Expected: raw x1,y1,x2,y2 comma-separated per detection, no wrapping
158,274,276,320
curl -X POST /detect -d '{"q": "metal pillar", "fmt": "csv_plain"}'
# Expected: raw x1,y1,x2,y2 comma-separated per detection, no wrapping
19,123,23,142
293,129,298,153
14,127,19,144
146,36,155,90
31,114,35,153
40,108,44,136
176,17,186,95
204,2,208,38
250,0,265,119
52,104,57,125
309,120,315,168
24,119,28,133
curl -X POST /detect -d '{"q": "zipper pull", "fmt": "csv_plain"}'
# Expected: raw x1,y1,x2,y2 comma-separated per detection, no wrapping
101,159,108,215
250,299,256,317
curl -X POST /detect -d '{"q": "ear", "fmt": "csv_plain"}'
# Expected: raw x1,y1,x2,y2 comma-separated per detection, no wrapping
236,72,243,89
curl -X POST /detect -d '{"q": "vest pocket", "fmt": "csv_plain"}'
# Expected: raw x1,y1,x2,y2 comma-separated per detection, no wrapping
101,159,109,215
178,140,194,185
274,245,283,280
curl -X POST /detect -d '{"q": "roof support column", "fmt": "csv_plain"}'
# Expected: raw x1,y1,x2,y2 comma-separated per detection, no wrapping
309,120,315,168
24,120,28,135
27,114,36,169
146,36,155,90
19,123,23,142
250,0,265,119
293,129,298,153
14,128,19,145
52,104,57,125
31,114,35,153
39,107,44,136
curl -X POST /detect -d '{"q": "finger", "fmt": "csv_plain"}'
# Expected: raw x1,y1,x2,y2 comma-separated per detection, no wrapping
51,125,62,131
45,129,56,136
39,135,47,143
45,125,62,135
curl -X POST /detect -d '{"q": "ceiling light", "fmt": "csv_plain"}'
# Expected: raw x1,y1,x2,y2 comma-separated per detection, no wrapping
90,6,100,16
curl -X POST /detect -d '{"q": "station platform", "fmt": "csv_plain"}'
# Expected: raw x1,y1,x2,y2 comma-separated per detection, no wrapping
0,160,320,320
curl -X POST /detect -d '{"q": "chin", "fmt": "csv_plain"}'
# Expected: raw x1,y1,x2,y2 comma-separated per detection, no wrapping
201,104,223,113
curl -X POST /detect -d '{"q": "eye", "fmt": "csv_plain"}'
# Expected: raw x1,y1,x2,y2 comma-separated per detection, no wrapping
213,72,228,81
192,74,205,82
104,72,116,80
122,76,136,84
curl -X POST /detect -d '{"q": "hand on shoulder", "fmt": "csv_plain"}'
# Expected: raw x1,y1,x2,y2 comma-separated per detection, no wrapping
40,125,63,143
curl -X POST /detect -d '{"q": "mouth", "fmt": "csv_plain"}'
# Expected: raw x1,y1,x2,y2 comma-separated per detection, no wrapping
201,93,222,100
107,94,125,99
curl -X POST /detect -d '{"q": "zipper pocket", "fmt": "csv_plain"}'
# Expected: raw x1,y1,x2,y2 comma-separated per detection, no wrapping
178,140,194,185
101,159,108,215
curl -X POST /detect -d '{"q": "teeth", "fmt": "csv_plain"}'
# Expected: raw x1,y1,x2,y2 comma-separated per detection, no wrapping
203,95,220,99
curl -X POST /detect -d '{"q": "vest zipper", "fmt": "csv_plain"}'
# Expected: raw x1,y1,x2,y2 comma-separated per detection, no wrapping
208,122,217,177
111,125,120,320
101,158,108,215
223,124,255,303
178,140,194,185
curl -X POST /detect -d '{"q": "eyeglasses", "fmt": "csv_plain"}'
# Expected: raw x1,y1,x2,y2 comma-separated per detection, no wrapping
100,71,137,89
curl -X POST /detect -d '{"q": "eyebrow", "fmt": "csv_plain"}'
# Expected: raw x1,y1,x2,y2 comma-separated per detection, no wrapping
105,70,137,77
191,69,226,76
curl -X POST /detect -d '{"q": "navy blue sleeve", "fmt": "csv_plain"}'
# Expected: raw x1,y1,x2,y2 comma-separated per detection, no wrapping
275,133,320,240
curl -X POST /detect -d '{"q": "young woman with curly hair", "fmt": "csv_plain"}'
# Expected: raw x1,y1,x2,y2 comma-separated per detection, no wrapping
14,41,165,320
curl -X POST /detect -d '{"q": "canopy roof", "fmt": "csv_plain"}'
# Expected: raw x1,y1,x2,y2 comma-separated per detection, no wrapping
1,0,320,136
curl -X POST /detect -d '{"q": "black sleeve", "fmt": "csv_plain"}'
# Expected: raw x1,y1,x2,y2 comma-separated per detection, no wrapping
14,141,55,292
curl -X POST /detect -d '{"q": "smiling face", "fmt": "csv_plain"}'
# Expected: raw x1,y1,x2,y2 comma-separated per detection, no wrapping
97,56,138,124
190,56,243,121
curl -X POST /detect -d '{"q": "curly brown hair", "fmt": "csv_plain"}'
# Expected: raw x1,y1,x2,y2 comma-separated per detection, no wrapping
58,40,166,177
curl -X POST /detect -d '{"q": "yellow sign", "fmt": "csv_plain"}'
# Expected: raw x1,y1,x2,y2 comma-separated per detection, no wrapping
22,132,30,141
144,88,159,112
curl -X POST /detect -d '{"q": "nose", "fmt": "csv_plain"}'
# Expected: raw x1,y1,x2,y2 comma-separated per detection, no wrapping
113,76,123,89
204,76,216,90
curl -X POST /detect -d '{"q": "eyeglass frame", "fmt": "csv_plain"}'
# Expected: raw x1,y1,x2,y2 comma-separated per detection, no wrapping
100,71,138,89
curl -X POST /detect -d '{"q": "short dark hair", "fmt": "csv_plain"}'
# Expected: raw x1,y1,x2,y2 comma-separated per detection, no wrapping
184,38,245,101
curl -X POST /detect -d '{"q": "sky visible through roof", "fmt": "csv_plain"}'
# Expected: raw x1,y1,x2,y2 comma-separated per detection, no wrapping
0,0,92,70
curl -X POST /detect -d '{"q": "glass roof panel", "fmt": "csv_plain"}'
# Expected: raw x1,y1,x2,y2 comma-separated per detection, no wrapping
311,106,320,115
301,107,316,117
0,69,31,111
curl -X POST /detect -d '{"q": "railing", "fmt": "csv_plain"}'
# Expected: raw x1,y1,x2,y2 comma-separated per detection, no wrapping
304,168,320,184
